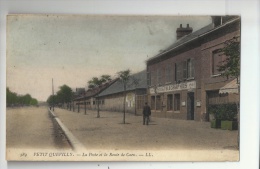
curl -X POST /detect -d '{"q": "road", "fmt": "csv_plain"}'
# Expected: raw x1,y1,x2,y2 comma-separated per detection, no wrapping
6,106,71,150
54,108,239,161
6,106,239,161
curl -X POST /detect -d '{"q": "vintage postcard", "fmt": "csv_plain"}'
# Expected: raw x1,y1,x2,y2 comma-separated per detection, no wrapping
6,15,240,161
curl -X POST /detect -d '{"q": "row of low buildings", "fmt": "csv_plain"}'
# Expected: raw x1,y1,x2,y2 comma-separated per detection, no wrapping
73,16,240,122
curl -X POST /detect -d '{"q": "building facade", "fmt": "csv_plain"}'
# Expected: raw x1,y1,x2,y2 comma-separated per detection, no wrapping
98,70,147,115
146,16,240,121
72,79,117,111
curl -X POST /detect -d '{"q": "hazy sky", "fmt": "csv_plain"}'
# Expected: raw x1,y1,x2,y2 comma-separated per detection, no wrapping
7,15,211,101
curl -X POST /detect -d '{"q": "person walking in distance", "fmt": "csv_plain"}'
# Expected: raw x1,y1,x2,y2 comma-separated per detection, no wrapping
143,102,151,125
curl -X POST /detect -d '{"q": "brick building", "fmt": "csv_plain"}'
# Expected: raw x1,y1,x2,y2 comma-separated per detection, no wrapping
146,16,240,121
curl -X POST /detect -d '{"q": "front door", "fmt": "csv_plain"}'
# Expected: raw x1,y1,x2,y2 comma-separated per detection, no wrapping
187,92,194,120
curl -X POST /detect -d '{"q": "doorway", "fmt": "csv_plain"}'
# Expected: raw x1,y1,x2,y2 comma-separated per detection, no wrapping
187,92,194,120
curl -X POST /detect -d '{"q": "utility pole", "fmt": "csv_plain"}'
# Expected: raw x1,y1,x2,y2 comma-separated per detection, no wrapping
52,78,54,111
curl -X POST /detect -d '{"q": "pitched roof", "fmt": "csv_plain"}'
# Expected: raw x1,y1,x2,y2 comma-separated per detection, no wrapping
147,23,214,62
98,70,147,97
147,17,240,63
73,78,118,101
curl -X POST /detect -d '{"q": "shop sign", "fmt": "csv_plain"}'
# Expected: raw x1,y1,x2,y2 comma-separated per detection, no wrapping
149,81,196,94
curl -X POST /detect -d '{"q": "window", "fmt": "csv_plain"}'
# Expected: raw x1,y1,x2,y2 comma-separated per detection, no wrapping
212,50,225,75
93,101,95,105
157,68,161,85
167,94,173,111
151,95,161,110
102,100,105,105
175,59,195,82
183,60,187,80
165,65,173,83
174,94,181,111
187,58,195,78
147,72,151,86
156,95,161,110
151,71,156,86
175,62,182,82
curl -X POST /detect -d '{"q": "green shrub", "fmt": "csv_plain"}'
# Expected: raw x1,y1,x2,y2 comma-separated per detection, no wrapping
208,103,237,121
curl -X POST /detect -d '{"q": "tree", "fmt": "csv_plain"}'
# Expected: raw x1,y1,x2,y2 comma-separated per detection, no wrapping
47,95,57,107
218,36,240,83
87,75,112,118
20,94,32,105
100,75,112,83
57,85,73,108
6,88,38,107
30,98,38,106
6,88,18,106
117,69,131,124
88,77,102,89
217,36,240,149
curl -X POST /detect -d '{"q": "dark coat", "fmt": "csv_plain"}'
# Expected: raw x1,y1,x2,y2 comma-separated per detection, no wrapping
143,105,151,116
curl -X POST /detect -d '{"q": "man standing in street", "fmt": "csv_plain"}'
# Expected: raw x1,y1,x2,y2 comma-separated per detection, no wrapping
143,102,151,125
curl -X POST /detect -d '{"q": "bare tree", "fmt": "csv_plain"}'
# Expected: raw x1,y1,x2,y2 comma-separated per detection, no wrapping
117,69,131,124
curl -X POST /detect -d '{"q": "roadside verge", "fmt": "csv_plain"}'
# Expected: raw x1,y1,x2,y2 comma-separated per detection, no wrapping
48,108,85,152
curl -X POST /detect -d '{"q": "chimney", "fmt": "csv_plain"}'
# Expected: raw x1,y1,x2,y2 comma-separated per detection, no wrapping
211,16,222,27
176,24,193,40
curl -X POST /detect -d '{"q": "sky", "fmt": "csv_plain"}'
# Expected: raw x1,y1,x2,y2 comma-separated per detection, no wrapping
7,15,211,101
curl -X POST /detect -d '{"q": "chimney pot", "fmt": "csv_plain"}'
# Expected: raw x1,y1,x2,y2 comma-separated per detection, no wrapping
176,23,193,40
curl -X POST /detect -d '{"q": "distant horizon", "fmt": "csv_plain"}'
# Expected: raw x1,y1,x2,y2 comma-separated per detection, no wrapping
7,15,212,101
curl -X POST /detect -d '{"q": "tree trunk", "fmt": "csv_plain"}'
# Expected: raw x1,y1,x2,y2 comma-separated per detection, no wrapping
97,97,100,118
84,100,86,115
123,85,126,124
134,88,137,116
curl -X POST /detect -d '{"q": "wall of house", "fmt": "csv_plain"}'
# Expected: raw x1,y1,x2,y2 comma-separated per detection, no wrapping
99,91,146,115
147,44,202,121
146,19,240,121
200,22,240,120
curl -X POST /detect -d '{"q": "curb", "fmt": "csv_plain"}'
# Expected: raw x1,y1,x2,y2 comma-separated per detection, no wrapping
48,109,85,152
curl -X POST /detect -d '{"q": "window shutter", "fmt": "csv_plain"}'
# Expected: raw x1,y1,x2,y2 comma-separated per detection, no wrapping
170,65,173,82
191,58,195,78
174,63,177,82
183,61,187,80
176,62,182,82
157,69,160,85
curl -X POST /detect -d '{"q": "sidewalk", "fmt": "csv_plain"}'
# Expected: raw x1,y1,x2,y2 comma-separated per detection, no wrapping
54,108,239,161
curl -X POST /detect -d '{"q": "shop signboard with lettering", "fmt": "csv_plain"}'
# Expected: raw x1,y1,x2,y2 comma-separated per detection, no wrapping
149,81,196,94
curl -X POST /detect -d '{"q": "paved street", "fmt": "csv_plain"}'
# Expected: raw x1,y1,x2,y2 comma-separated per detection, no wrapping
6,106,239,161
6,107,71,150
54,107,239,161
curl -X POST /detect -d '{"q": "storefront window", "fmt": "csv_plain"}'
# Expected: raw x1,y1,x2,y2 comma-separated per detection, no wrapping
156,95,161,110
167,94,173,111
174,94,180,111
